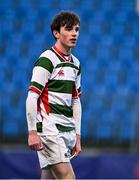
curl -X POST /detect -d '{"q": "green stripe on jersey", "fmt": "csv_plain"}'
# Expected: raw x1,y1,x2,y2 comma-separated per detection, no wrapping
77,87,81,93
34,57,54,73
77,65,81,75
50,103,73,117
50,48,64,62
48,80,74,94
55,62,79,70
30,81,44,91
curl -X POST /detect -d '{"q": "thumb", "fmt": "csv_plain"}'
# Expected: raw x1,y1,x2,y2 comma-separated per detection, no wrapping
38,140,44,151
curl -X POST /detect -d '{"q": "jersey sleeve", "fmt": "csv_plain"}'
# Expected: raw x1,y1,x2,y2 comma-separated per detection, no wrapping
72,64,82,99
29,57,54,95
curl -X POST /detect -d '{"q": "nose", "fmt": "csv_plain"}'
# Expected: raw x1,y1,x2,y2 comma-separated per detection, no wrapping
72,29,78,37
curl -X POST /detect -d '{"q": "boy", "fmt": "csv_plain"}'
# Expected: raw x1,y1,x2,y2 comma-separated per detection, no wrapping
26,11,82,179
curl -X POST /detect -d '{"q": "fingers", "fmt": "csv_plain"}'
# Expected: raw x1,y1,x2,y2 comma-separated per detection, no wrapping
71,147,81,157
28,133,44,151
29,142,44,151
74,151,80,157
38,145,44,151
76,149,81,156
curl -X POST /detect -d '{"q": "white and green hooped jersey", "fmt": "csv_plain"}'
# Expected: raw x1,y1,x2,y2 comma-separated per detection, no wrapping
29,46,81,135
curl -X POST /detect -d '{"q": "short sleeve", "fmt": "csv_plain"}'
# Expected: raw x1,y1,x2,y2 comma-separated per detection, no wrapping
29,57,54,95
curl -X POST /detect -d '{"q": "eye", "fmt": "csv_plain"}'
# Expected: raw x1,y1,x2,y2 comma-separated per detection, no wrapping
75,27,80,32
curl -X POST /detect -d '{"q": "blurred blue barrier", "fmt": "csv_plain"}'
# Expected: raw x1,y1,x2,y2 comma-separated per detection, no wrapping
1,150,139,179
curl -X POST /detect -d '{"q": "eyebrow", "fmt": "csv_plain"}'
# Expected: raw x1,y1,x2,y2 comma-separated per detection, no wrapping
64,24,80,28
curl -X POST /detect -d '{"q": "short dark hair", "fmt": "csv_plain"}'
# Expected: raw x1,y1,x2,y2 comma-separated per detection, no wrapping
51,11,80,36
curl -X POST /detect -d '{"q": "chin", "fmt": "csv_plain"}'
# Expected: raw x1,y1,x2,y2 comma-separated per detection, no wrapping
69,44,76,48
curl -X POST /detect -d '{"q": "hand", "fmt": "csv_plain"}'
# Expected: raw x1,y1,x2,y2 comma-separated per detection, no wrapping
71,134,81,157
28,130,44,151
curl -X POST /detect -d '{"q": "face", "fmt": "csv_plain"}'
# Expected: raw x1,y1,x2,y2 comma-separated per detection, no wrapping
54,24,80,49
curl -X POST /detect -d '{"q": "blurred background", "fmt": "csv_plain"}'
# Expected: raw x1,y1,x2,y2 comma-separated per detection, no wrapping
0,0,139,179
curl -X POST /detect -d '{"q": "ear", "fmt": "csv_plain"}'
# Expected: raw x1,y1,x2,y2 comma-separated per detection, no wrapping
53,30,60,39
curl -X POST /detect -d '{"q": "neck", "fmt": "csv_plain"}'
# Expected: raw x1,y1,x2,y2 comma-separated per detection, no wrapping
54,42,71,55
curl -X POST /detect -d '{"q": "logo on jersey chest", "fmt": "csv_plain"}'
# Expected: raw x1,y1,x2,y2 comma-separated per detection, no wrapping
58,70,65,76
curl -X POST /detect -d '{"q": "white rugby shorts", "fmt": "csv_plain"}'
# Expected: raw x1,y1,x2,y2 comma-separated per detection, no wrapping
37,130,76,169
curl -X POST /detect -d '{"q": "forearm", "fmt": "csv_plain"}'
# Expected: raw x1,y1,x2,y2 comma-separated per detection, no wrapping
72,98,82,135
26,91,39,131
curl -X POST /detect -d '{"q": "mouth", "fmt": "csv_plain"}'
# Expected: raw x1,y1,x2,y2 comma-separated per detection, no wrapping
70,38,77,43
